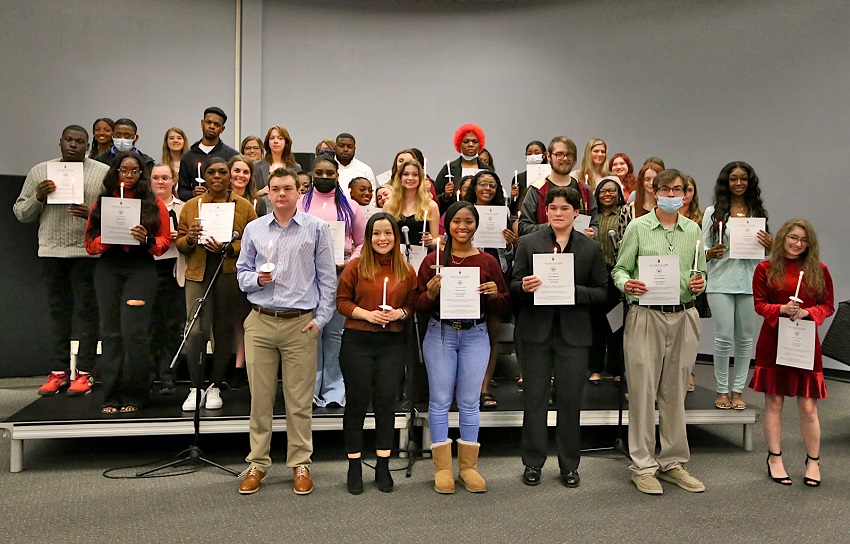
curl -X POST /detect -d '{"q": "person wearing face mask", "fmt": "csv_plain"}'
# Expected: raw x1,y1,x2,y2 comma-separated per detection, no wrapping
94,118,155,173
298,154,366,408
334,133,377,203
518,136,598,238
612,169,707,495
84,153,172,413
509,140,547,217
176,156,258,411
336,213,417,494
148,163,186,394
14,125,109,397
177,107,239,202
433,124,492,210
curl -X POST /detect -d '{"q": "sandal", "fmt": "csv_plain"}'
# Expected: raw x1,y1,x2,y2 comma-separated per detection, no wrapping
687,374,696,392
730,392,747,410
101,406,119,414
714,393,732,410
119,405,140,413
804,455,821,487
480,393,498,410
588,373,602,385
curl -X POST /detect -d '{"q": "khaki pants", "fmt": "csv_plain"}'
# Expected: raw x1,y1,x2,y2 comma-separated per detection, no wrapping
624,305,701,475
244,310,318,470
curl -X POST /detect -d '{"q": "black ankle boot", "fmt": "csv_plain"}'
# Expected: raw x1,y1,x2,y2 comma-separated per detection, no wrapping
375,456,393,493
347,458,363,495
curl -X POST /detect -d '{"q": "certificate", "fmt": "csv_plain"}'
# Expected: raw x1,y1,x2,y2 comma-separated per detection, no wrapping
407,245,428,274
100,197,141,245
532,252,575,305
728,217,766,260
776,318,816,370
154,223,178,261
326,220,346,265
526,164,551,183
607,304,624,332
46,162,84,204
573,214,591,234
376,169,392,186
638,255,680,305
360,205,380,220
461,168,483,179
198,202,235,244
439,266,481,320
472,205,507,248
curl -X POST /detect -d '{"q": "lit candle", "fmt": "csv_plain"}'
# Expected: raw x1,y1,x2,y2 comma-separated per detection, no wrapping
793,270,804,300
196,162,203,186
584,174,588,186
693,239,701,270
120,182,124,200
197,162,201,179
457,187,461,201
382,276,388,307
718,221,724,244
253,198,258,210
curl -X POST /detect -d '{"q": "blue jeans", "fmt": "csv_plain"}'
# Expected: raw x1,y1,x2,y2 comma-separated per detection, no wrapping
314,309,345,406
423,319,490,444
707,293,755,393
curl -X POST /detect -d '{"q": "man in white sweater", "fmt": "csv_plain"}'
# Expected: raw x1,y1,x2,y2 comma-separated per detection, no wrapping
13,125,109,396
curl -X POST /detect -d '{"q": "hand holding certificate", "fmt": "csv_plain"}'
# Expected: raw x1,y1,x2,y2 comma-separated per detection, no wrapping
439,266,481,320
326,221,346,266
728,217,767,259
100,197,142,245
532,252,575,305
198,201,236,245
472,205,508,248
777,317,816,370
637,255,680,305
46,162,84,204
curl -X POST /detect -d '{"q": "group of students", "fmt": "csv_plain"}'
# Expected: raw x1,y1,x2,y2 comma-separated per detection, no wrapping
14,111,835,496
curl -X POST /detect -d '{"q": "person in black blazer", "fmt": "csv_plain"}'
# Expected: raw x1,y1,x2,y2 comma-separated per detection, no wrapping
511,186,608,488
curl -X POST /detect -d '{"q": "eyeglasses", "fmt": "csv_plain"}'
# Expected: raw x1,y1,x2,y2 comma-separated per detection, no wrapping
655,186,685,196
477,182,499,189
550,152,574,160
119,168,141,177
152,175,172,182
786,235,808,246
243,145,262,152
598,188,618,195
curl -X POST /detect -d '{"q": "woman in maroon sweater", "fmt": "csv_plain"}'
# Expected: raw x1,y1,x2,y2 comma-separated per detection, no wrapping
416,201,510,494
337,212,417,494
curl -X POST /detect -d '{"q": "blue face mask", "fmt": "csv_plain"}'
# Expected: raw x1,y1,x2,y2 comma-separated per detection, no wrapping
656,196,684,213
461,153,479,161
113,138,134,152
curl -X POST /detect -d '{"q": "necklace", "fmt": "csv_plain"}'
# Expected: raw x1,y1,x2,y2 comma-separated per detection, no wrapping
451,254,471,265
665,230,675,253
731,203,749,217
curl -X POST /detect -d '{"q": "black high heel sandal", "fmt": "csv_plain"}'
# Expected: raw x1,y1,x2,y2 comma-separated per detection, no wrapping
804,455,821,487
766,451,792,485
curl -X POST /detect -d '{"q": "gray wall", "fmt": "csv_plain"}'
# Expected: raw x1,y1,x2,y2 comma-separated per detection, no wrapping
2,0,847,369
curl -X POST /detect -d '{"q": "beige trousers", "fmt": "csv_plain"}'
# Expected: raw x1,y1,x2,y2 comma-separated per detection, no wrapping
624,305,701,475
244,310,318,470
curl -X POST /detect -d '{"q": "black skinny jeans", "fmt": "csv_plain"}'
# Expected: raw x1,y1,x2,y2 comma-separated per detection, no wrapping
94,254,157,408
149,259,185,382
42,257,99,373
339,329,405,453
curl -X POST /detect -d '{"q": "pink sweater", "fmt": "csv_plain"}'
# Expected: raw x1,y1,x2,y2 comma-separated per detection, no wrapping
297,189,365,259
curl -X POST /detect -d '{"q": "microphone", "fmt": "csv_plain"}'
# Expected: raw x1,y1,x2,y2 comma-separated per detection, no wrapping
608,230,619,250
401,225,411,248
221,230,240,254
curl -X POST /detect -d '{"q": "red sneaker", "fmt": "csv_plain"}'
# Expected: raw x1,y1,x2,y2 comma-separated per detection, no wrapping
38,371,70,396
66,372,93,397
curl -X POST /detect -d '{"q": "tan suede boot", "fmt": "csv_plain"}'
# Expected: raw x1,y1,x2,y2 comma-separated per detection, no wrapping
456,439,487,492
431,439,455,494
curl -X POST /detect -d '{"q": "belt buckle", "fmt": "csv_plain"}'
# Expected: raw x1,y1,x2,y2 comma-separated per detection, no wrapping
451,321,463,330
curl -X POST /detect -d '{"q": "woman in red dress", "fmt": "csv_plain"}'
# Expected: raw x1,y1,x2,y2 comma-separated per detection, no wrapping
749,218,834,487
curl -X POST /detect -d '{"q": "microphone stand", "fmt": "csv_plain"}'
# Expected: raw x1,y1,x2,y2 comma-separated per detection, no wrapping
138,238,239,477
400,230,427,476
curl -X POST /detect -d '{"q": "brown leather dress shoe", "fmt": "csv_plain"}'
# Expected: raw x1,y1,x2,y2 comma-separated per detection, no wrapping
293,466,313,495
239,466,267,495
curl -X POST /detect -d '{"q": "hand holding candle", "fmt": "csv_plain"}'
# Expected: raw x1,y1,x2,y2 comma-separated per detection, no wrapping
260,238,275,273
379,276,392,327
692,239,701,272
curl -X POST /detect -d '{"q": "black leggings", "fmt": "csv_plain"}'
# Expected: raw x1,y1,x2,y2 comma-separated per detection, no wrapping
339,329,405,453
94,256,157,408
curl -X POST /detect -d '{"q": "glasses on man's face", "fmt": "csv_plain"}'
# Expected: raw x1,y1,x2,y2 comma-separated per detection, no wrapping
550,152,574,160
119,168,141,177
655,186,684,197
786,235,808,246
478,182,499,190
598,188,618,195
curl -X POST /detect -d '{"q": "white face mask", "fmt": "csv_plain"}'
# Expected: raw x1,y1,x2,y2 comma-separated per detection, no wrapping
113,138,134,152
461,153,479,161
526,154,544,165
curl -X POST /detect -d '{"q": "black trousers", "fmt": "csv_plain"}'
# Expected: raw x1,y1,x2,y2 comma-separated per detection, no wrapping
520,328,588,473
149,259,185,382
93,256,157,408
339,329,405,453
588,273,625,377
42,257,99,373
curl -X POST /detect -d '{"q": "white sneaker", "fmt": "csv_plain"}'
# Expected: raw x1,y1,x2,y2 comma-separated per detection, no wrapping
182,388,206,412
205,386,223,410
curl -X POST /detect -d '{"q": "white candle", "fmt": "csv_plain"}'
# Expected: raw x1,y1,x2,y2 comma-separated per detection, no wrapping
422,210,428,234
718,221,724,244
584,174,588,186
424,157,427,180
196,162,202,184
253,199,258,210
457,187,461,201
794,271,804,299
382,277,388,307
322,202,327,221
435,236,440,267
120,182,124,200
693,239,701,270
267,239,273,264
